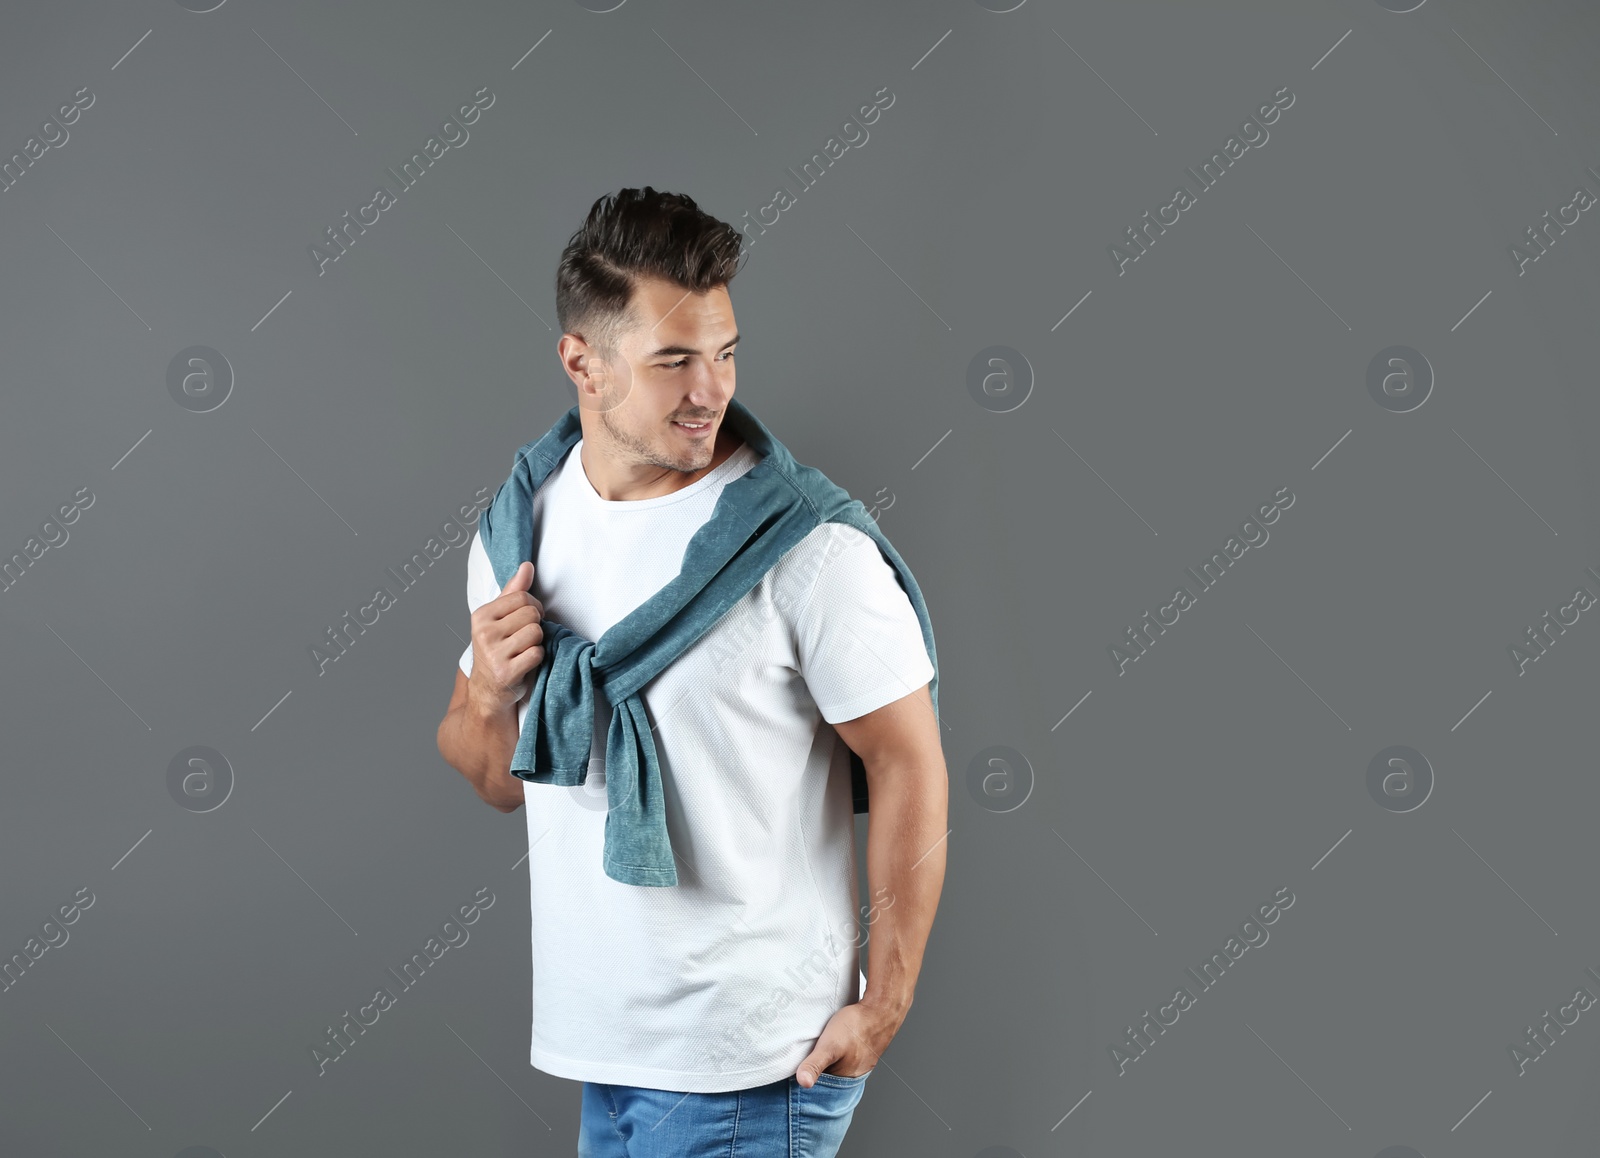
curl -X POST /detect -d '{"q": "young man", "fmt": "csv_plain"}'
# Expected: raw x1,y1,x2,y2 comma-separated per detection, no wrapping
436,187,947,1157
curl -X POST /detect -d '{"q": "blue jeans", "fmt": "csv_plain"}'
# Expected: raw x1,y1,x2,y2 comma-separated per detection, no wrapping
577,1070,872,1157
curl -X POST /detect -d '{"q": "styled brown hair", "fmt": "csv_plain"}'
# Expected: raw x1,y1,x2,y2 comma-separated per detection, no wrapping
555,186,745,362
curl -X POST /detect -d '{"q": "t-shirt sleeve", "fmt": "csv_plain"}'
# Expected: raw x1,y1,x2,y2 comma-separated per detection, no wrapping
793,524,935,724
458,533,499,677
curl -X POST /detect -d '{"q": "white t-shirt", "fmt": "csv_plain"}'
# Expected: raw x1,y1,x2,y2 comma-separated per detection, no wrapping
458,436,935,1092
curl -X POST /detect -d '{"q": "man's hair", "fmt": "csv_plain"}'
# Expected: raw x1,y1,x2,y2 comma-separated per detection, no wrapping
555,186,744,364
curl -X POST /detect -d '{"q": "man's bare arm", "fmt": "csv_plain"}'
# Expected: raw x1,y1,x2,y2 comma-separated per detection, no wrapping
794,680,947,1082
437,559,545,814
833,681,948,1021
437,667,525,812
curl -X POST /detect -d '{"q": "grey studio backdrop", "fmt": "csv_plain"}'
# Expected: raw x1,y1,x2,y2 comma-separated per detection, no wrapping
1,0,1598,1156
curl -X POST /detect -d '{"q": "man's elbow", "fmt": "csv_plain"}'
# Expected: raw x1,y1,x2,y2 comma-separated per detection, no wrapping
438,715,522,813
476,760,526,813
468,772,524,814
488,792,523,814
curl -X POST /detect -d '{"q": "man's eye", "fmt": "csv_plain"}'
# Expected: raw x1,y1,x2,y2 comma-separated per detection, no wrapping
661,351,735,369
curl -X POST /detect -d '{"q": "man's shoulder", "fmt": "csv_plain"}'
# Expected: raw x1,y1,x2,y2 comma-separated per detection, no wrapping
775,519,870,564
767,521,884,605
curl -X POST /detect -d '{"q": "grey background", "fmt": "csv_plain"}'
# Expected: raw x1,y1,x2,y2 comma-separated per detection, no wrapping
1,0,1597,1155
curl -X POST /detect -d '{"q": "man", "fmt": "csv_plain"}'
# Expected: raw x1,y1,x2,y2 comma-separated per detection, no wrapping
436,187,947,1157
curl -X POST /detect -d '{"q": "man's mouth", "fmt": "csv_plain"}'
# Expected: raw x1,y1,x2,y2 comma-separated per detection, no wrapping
672,419,713,434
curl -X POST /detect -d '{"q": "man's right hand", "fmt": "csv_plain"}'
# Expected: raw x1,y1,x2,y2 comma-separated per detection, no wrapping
467,561,546,715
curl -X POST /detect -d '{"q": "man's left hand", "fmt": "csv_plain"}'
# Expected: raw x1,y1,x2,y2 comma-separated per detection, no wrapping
795,1000,903,1086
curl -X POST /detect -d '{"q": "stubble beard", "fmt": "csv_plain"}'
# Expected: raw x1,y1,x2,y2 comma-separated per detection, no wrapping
596,395,711,476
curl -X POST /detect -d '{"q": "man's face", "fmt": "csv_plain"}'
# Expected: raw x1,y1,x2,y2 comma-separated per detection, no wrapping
580,275,739,474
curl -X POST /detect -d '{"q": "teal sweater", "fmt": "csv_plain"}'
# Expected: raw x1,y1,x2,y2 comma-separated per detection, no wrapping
475,397,939,886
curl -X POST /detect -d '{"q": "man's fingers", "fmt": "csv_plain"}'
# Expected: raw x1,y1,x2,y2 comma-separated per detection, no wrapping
468,562,549,702
499,560,534,596
503,621,545,665
487,561,543,619
495,625,545,698
472,611,542,666
491,605,543,641
795,1048,837,1087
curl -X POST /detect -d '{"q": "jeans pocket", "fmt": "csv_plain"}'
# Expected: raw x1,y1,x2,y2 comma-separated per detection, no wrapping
811,1068,872,1087
795,1068,871,1150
